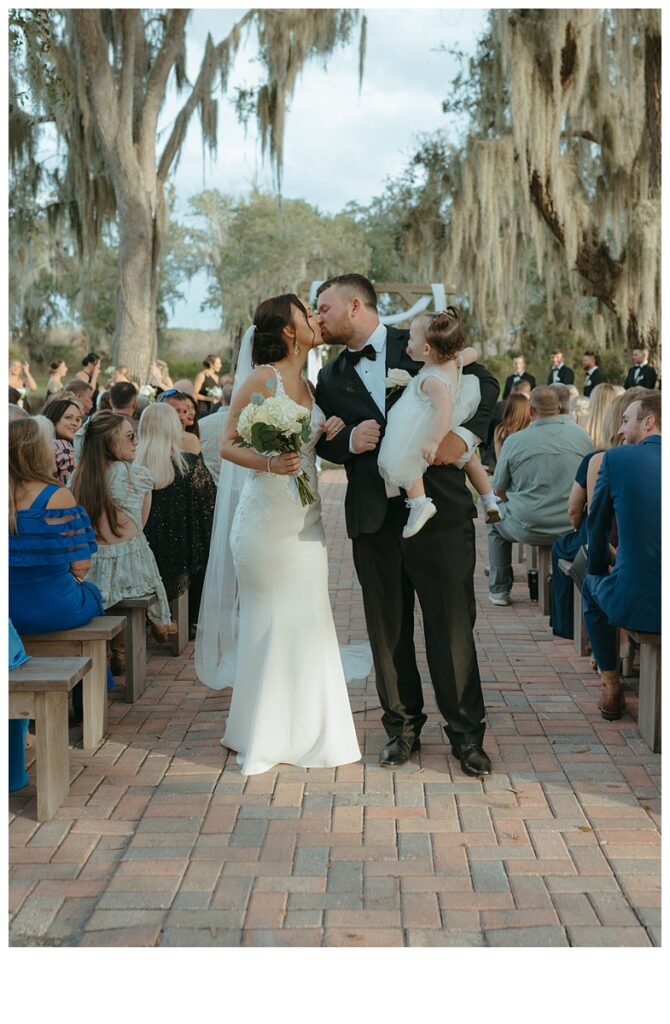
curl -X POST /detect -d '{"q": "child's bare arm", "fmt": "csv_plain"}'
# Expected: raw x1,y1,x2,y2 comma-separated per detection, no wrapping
420,376,453,464
460,346,478,367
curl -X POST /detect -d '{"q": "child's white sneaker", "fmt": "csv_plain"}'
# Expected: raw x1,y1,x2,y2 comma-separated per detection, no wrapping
403,498,437,538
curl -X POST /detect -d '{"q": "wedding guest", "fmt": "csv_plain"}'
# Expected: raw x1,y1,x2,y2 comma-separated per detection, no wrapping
149,359,173,394
624,347,657,390
136,404,216,638
158,390,201,453
182,392,201,438
493,393,531,461
46,359,69,400
9,418,105,724
570,395,590,427
71,411,177,660
8,359,37,411
8,403,28,422
109,364,132,384
62,379,94,416
550,385,622,640
109,381,139,420
549,382,572,415
582,351,608,397
488,386,593,605
502,355,535,399
583,392,661,719
193,354,222,416
43,396,84,485
75,351,102,389
584,383,623,448
173,378,195,396
547,348,574,385
584,387,647,507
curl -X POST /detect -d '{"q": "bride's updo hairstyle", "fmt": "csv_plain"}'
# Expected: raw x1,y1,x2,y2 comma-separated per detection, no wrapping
418,306,465,364
252,293,309,366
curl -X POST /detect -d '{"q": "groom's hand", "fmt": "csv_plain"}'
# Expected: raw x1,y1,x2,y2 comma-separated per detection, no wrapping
433,431,467,465
351,419,381,454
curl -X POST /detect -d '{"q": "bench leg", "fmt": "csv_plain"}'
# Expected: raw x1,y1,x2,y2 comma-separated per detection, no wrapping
637,643,661,753
34,690,70,821
124,609,147,703
81,640,107,750
573,585,589,657
170,590,189,657
537,547,552,616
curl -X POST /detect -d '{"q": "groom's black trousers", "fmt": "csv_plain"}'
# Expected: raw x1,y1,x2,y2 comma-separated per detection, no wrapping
351,496,485,747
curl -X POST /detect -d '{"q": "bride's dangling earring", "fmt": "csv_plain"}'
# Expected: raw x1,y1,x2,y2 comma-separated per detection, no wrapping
293,341,300,356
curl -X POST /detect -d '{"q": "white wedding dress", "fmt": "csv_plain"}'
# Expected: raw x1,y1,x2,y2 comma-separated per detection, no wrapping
221,366,362,775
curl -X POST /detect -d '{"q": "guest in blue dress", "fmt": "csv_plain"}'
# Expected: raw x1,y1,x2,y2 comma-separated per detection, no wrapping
9,419,106,760
9,619,31,792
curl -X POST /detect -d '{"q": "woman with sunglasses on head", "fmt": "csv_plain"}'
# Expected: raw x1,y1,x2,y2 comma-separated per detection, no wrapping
71,411,178,668
158,389,202,453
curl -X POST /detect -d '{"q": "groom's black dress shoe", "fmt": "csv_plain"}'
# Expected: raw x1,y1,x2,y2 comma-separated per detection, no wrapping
379,736,420,767
451,743,492,777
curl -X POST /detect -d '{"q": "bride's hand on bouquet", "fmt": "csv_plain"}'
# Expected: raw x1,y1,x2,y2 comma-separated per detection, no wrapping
269,452,302,476
324,415,346,440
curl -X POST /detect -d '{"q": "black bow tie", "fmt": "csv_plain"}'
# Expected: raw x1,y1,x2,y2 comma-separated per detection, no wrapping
345,344,377,366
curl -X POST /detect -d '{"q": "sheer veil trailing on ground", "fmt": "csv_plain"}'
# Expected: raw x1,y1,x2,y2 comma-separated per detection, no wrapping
194,326,372,691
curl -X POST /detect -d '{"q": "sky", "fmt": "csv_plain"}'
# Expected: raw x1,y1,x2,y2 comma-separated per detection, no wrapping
163,5,489,327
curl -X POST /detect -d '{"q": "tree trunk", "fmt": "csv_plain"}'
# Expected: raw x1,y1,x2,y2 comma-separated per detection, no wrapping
113,188,157,380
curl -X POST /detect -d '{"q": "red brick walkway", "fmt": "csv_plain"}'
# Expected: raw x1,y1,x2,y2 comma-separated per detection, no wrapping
9,470,661,946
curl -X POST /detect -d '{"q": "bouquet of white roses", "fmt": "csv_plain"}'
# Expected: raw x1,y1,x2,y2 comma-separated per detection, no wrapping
139,384,157,401
235,393,316,505
206,385,223,400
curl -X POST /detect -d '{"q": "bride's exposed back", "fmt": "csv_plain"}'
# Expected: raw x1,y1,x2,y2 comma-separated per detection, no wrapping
195,293,362,775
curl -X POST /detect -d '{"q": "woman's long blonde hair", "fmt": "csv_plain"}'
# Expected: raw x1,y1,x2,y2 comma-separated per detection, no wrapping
70,411,126,537
585,383,624,448
135,403,187,489
8,419,58,534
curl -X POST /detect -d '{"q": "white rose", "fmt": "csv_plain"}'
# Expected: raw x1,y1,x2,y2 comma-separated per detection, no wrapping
385,368,412,389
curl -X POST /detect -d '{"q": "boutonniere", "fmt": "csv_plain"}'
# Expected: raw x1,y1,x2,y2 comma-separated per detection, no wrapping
385,368,412,395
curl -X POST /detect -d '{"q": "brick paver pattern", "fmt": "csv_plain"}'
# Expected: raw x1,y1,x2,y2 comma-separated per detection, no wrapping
9,470,661,947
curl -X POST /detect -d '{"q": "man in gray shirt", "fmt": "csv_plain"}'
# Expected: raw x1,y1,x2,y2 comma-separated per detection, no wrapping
488,386,594,605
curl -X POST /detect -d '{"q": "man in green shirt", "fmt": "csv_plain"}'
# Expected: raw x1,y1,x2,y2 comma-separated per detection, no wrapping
488,386,594,605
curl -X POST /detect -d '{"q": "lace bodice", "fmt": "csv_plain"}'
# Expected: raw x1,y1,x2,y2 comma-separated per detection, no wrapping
260,364,325,470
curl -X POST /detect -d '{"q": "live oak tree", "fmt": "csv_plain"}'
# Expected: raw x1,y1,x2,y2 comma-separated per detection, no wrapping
9,8,365,378
444,8,661,360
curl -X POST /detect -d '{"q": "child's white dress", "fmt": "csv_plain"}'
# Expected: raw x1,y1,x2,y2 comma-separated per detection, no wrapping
378,357,480,489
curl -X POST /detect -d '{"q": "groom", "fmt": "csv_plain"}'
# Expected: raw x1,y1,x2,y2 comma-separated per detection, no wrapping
315,274,499,777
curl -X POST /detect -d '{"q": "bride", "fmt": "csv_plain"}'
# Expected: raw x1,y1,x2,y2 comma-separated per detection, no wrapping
195,293,363,775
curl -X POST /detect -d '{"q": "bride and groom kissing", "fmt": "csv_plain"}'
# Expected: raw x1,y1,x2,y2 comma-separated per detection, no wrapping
195,273,498,779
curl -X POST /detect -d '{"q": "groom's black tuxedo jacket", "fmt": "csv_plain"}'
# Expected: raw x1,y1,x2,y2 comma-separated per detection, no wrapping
315,325,500,539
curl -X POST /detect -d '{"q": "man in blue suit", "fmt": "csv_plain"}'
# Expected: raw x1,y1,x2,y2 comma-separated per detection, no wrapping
583,392,661,720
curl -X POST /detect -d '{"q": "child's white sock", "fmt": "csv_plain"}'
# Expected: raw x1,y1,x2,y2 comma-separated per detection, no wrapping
407,495,430,507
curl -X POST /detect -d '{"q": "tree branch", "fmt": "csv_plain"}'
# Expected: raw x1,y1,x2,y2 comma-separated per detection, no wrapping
157,10,255,183
119,9,138,142
139,9,189,147
74,10,119,156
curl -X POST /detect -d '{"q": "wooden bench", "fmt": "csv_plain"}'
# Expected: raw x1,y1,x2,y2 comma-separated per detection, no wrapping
530,544,552,615
627,631,661,753
21,616,125,750
9,656,92,820
110,596,153,703
515,543,526,564
557,559,589,657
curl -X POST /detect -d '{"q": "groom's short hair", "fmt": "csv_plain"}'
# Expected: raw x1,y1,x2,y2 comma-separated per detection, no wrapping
317,274,378,312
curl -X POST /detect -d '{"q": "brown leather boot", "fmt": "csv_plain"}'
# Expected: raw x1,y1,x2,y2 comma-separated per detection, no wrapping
110,631,125,676
150,620,178,643
598,669,625,720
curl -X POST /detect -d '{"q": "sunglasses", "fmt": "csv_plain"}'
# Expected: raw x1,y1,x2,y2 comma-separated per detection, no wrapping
158,389,189,402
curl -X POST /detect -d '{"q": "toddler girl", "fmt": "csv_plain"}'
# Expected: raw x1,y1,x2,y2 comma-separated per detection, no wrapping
378,307,500,538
